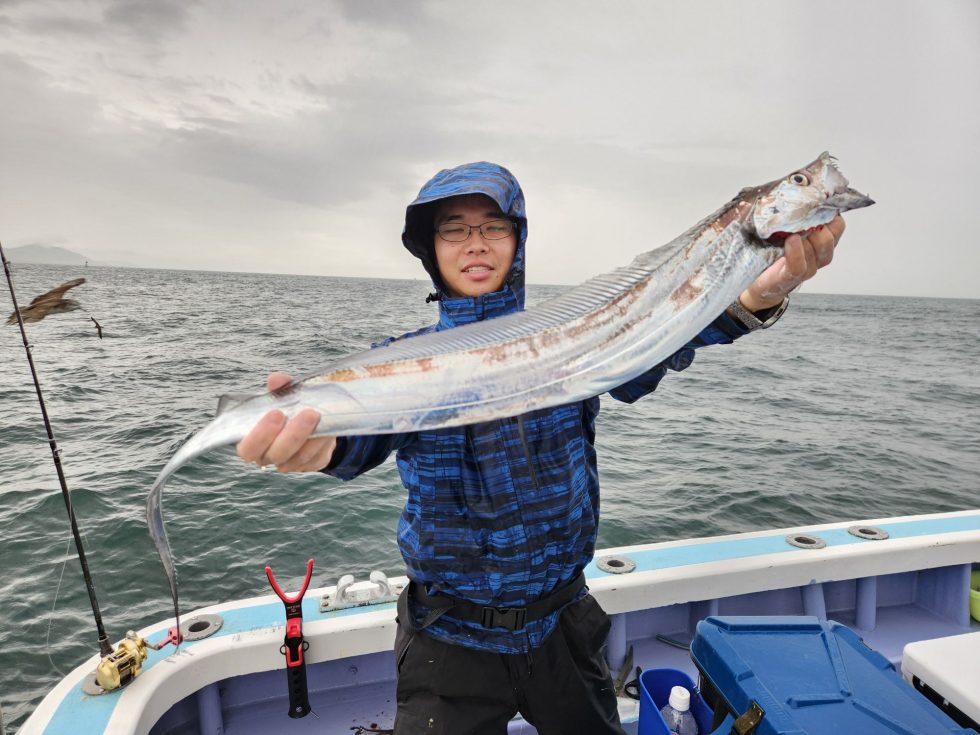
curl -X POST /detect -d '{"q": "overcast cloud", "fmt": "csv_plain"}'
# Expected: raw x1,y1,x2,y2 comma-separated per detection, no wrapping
1,0,978,297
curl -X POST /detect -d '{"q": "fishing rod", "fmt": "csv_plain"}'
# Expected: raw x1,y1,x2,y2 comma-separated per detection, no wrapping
0,240,113,658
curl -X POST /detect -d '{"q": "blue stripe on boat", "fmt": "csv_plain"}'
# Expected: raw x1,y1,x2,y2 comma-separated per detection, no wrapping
586,515,980,577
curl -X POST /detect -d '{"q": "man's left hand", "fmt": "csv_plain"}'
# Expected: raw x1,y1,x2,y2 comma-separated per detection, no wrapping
739,215,846,313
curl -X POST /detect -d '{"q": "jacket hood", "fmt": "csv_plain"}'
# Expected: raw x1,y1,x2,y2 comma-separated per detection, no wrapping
402,162,527,310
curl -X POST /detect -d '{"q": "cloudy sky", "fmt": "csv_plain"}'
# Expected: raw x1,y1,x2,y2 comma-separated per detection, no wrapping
1,0,977,298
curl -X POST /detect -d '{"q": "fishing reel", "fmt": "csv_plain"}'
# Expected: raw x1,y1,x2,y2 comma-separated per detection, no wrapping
95,632,149,692
94,627,181,693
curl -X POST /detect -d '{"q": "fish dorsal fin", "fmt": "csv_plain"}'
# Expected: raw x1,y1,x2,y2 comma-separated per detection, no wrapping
306,229,703,378
216,392,255,416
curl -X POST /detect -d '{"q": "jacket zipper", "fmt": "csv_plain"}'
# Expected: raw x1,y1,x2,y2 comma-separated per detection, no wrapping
515,416,540,491
514,414,540,657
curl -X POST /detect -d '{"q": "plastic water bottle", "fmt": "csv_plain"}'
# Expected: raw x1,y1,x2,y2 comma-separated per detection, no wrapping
659,685,699,735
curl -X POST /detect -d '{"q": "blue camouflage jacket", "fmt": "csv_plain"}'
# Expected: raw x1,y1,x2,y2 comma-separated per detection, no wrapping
325,162,748,653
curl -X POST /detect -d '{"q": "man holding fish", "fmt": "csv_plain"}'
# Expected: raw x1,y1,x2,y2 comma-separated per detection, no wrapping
235,161,848,734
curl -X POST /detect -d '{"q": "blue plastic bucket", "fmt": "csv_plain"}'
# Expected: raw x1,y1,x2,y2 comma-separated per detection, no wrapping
638,668,715,735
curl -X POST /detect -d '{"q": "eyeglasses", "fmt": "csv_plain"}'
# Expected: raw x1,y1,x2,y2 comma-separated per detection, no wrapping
435,219,516,243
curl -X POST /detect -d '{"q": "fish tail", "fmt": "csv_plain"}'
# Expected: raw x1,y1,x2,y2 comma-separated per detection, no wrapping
146,467,182,643
146,417,243,644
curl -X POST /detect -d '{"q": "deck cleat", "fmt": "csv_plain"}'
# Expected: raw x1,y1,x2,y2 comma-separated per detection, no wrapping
320,571,403,613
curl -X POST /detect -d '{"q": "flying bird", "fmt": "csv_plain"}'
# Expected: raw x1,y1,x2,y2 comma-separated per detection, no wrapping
6,277,86,325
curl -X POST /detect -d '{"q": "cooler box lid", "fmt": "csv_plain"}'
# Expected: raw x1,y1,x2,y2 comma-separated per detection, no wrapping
690,616,974,735
903,631,980,726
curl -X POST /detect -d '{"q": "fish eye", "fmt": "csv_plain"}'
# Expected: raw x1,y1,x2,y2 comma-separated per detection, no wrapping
790,172,811,186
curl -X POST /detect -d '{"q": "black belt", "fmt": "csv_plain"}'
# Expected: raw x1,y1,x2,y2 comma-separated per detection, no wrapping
409,572,586,631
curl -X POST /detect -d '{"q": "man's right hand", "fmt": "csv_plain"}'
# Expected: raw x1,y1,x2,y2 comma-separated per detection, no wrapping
236,372,337,473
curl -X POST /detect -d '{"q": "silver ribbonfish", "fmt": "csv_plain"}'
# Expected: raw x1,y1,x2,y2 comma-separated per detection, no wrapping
147,152,873,637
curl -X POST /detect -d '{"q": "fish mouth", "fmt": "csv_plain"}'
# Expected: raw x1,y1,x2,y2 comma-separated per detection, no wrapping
826,187,875,211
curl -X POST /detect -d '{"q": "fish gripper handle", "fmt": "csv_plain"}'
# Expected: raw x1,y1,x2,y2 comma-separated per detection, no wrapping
266,559,314,719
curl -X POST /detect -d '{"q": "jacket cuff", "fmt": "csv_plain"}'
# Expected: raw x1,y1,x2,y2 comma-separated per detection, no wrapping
706,311,750,343
321,436,349,475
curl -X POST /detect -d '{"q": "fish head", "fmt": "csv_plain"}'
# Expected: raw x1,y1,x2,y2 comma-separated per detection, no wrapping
743,152,874,241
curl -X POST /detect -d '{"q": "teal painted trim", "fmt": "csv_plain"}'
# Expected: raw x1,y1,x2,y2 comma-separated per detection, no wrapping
586,514,980,578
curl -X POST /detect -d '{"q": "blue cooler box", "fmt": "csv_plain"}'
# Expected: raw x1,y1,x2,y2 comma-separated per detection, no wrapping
688,616,976,735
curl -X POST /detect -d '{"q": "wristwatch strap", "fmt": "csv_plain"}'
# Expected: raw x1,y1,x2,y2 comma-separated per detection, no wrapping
726,295,790,331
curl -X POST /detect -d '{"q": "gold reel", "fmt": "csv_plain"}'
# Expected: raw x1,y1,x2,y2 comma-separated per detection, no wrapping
95,632,150,692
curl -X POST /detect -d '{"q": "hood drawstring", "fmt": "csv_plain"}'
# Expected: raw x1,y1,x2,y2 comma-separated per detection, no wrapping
425,291,441,303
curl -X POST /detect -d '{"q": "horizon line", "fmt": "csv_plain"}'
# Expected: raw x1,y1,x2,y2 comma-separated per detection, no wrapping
5,258,977,302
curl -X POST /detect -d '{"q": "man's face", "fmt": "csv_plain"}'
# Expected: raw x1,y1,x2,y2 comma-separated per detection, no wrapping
433,195,517,299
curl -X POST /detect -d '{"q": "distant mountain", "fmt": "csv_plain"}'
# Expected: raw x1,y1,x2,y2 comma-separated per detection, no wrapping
5,244,93,265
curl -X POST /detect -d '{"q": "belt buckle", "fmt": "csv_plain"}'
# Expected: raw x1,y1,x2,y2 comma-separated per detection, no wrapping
480,605,527,630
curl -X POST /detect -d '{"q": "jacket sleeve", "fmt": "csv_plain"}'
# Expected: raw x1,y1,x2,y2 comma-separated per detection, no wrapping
321,432,414,481
608,311,749,404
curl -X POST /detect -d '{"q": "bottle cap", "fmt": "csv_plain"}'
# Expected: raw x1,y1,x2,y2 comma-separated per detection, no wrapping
668,685,691,712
